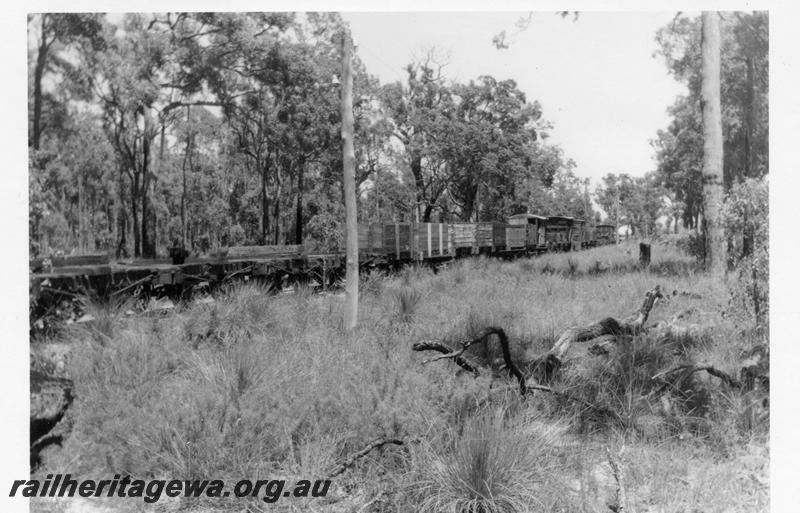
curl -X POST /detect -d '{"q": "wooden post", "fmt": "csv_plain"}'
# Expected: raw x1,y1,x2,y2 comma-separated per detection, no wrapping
639,243,651,268
341,30,358,330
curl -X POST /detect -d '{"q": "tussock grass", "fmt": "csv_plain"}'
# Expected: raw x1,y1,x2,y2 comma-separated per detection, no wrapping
391,286,423,328
410,408,560,513
34,241,768,512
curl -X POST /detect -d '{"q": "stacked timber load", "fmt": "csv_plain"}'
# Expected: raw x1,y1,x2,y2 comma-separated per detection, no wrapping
51,253,110,267
225,245,304,260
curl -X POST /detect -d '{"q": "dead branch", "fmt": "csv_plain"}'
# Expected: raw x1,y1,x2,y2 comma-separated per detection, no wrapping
606,446,626,513
587,334,621,356
413,327,527,395
325,438,405,480
527,384,620,420
622,285,664,331
411,341,480,376
652,363,741,393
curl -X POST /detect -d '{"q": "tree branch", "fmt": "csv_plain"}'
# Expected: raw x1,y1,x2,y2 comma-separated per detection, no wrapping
324,438,406,480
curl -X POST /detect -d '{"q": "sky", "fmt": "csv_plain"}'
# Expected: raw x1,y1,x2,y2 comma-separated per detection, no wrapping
342,11,687,188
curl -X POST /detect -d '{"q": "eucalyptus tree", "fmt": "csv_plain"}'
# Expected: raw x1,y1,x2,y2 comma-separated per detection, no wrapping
28,13,107,253
379,53,457,222
446,76,544,221
654,12,768,263
28,13,105,151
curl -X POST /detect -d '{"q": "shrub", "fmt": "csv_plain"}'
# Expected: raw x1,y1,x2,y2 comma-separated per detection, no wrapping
722,177,769,328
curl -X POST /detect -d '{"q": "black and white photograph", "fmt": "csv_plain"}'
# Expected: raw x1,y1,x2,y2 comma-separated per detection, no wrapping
6,2,792,512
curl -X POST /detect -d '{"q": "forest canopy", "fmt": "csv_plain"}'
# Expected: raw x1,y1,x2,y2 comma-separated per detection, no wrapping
28,12,585,258
28,12,768,258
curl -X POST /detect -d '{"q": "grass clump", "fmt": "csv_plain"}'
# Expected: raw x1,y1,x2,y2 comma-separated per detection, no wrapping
391,286,423,328
411,409,557,513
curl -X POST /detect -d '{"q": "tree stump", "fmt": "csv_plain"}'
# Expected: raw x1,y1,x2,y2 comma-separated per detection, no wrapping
169,246,189,265
639,243,651,268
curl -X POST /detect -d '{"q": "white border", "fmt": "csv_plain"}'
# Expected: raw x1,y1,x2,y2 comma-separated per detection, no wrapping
2,3,796,513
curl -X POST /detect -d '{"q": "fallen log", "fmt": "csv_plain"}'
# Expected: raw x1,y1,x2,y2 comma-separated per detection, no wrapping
548,285,663,361
414,286,664,391
547,285,664,360
525,285,664,383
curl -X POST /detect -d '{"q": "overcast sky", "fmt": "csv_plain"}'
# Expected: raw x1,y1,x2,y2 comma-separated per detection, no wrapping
342,11,687,188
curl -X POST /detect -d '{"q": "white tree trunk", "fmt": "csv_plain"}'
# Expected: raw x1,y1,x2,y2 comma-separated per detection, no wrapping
341,31,359,330
701,11,726,274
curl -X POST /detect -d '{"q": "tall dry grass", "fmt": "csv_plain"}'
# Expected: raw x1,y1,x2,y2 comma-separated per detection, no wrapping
34,242,768,512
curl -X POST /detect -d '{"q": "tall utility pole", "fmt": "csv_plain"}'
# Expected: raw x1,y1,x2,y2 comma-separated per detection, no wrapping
340,30,359,330
701,12,726,274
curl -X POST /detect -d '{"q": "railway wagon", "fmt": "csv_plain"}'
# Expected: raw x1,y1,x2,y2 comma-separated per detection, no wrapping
595,224,616,246
570,218,586,251
382,223,413,259
413,222,450,260
545,216,573,251
475,222,506,252
358,223,385,256
449,223,478,256
507,214,547,252
505,224,527,251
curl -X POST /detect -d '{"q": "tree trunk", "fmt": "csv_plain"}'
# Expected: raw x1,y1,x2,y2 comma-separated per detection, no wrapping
741,55,755,259
132,169,140,258
701,12,726,275
140,148,152,258
744,55,754,179
31,16,49,151
140,107,157,259
273,153,282,245
181,106,191,247
295,156,305,245
261,157,270,245
422,204,434,223
409,150,425,223
116,166,127,258
341,31,359,330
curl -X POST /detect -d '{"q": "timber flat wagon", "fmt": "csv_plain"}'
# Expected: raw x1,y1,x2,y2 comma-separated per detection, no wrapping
31,213,619,330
